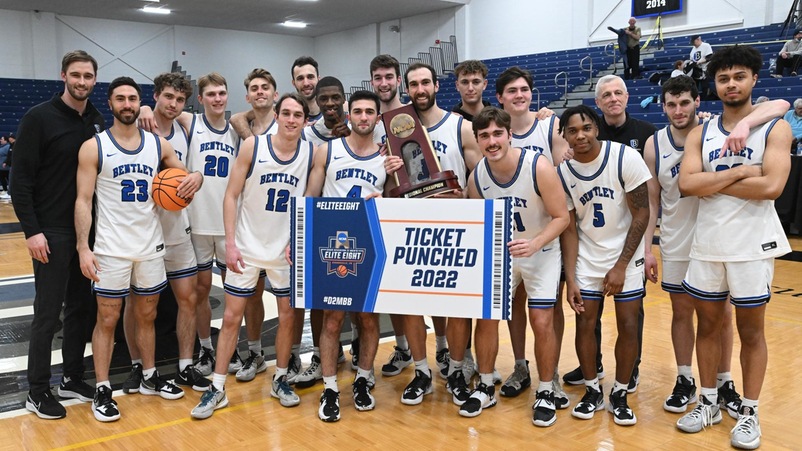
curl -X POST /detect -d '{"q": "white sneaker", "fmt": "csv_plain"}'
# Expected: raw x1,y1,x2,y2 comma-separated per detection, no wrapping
676,397,721,433
730,406,761,450
271,375,300,407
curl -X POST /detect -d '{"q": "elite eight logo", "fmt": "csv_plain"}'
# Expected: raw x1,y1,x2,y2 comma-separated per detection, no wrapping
319,231,366,278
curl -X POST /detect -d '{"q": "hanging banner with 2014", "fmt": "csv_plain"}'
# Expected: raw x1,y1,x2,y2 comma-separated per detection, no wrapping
290,197,512,320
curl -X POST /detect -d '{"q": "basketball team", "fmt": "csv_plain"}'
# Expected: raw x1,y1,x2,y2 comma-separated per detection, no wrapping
11,44,789,450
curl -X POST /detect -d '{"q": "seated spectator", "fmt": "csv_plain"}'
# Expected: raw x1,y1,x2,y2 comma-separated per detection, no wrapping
784,98,802,150
773,29,802,78
755,96,770,104
671,60,685,78
0,136,10,194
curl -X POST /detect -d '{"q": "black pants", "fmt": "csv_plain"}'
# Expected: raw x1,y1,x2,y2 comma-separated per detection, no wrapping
27,229,96,394
776,55,802,76
594,295,644,377
625,46,640,79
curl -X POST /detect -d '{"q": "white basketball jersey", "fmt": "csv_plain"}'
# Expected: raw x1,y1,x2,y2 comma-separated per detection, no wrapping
474,149,559,248
256,117,278,136
303,118,385,148
157,122,192,245
186,113,239,235
322,137,386,198
237,135,313,268
691,116,790,261
427,111,468,189
511,116,556,165
94,130,164,259
558,141,652,277
654,127,698,261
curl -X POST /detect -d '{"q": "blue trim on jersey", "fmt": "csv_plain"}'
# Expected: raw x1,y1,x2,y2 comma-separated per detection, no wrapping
764,118,780,141
94,286,129,298
308,112,323,124
427,111,451,132
730,290,771,308
363,198,386,313
311,119,346,142
324,141,333,171
246,135,259,179
666,126,684,151
482,201,493,319
106,129,146,155
661,281,686,294
341,137,381,161
224,283,256,297
565,141,611,181
653,130,661,175
260,118,277,135
556,165,571,195
527,298,557,309
95,135,103,175
547,116,555,152
485,147,525,189
456,116,464,158
579,289,603,301
473,166,486,199
617,143,626,190
531,151,542,197
700,119,712,146
305,141,314,179
681,280,728,301
716,115,730,136
188,114,198,142
132,280,168,296
512,119,538,140
614,287,644,302
202,113,230,135
167,266,198,280
154,132,162,162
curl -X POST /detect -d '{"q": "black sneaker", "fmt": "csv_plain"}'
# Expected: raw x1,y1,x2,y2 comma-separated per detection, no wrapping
459,382,497,418
352,376,375,411
176,365,213,392
627,366,640,393
58,376,94,402
319,388,341,422
26,390,66,420
435,348,450,379
571,386,605,419
607,389,637,426
718,380,742,419
563,364,605,385
446,369,471,406
532,390,557,427
140,371,185,400
92,386,120,422
500,360,531,397
350,338,360,371
664,375,697,413
122,364,143,394
401,369,433,405
381,346,413,377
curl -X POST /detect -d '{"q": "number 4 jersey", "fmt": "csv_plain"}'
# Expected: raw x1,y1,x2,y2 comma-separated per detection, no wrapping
557,141,652,277
94,129,164,259
237,134,313,269
322,137,386,198
186,113,240,235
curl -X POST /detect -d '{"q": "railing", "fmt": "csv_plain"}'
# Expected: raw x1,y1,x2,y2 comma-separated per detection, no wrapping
604,42,618,75
579,55,594,91
430,46,446,76
554,71,568,107
440,35,459,73
531,87,541,111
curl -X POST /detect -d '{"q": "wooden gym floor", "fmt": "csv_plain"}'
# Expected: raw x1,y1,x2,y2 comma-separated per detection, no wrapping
0,199,800,450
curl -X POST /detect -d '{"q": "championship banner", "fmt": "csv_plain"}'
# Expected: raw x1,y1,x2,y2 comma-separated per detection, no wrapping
291,197,512,320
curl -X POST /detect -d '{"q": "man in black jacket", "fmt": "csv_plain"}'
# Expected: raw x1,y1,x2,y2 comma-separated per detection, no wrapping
12,50,104,420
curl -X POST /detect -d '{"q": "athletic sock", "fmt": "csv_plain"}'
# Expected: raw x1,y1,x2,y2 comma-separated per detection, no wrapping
396,335,408,350
96,381,112,390
248,340,261,354
515,358,527,368
538,381,552,393
415,359,430,375
131,358,143,366
480,373,494,387
435,335,447,352
212,373,226,392
142,367,156,380
448,358,464,376
356,368,371,381
612,380,627,394
678,365,693,379
323,375,338,392
700,387,718,405
716,372,732,388
200,337,213,351
741,397,758,413
275,367,288,378
178,359,193,372
585,377,600,392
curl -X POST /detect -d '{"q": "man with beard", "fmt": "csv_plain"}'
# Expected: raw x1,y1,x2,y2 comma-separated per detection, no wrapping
305,90,387,422
13,50,104,420
677,45,792,450
75,77,202,421
191,93,310,419
385,62,482,407
643,75,787,418
292,56,322,124
451,60,492,121
120,72,212,395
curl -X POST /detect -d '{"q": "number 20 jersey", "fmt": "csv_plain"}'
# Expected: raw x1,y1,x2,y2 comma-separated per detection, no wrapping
557,141,651,277
186,113,239,235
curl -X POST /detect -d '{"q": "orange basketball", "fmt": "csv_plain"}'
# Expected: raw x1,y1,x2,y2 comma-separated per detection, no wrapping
337,265,348,277
152,168,192,211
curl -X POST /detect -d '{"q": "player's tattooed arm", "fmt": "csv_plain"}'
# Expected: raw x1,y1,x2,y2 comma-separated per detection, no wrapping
603,182,649,296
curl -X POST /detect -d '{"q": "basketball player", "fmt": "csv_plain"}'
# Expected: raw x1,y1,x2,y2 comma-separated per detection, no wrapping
228,68,280,138
191,93,311,419
495,66,572,405
452,60,491,121
643,76,788,416
385,62,482,406
557,105,650,426
464,106,569,425
676,45,792,450
292,56,322,123
75,77,203,422
305,90,387,422
121,72,211,394
369,54,413,377
14,50,103,419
